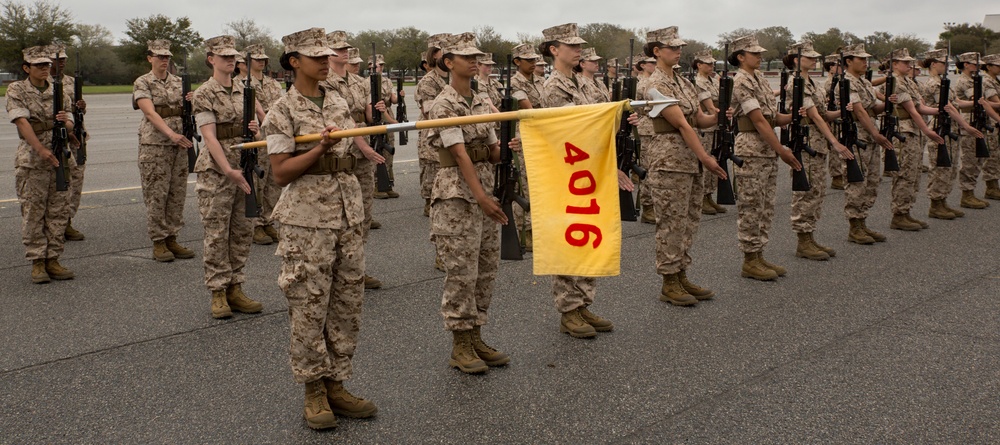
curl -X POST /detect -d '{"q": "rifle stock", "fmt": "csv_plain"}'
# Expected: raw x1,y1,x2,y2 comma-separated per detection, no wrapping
934,66,955,167
240,52,262,218
790,48,815,192
395,73,408,145
713,43,741,205
837,56,866,184
616,39,643,221
73,61,87,166
494,54,527,260
371,45,392,193
880,74,903,172
972,54,994,158
52,60,70,192
181,71,200,173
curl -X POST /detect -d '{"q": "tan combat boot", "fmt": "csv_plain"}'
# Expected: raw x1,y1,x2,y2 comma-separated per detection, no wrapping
848,218,875,245
860,219,886,242
364,275,382,289
890,214,921,231
153,240,175,262
830,175,845,190
659,273,698,306
559,308,597,338
45,259,75,280
928,199,956,220
741,252,778,281
960,190,989,209
165,235,195,259
701,195,717,215
64,221,85,241
434,256,445,272
523,229,533,252
263,224,279,241
423,198,431,217
757,252,787,276
449,330,489,373
470,326,511,366
905,214,929,229
640,205,655,224
303,380,338,430
710,196,727,213
809,233,836,258
796,232,830,260
386,189,399,198
985,179,1000,200
370,219,382,230
578,306,614,331
252,226,273,245
31,259,50,284
210,289,232,319
323,379,378,418
226,283,263,313
678,270,714,300
944,201,965,217
374,191,390,199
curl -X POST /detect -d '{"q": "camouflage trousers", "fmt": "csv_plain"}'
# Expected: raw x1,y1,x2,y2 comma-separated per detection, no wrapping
829,147,846,179
649,171,703,275
890,133,922,215
352,157,375,242
844,143,881,220
791,152,829,234
196,169,252,291
700,131,717,195
512,152,531,230
278,223,365,384
252,153,282,228
982,131,1000,181
635,144,652,210
138,144,188,242
927,138,959,200
431,198,499,331
418,129,439,200
958,134,983,191
15,167,71,261
68,153,85,220
735,156,777,253
552,275,596,314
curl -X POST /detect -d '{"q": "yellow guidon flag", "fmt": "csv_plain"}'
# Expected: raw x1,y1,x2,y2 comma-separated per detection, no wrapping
519,101,625,277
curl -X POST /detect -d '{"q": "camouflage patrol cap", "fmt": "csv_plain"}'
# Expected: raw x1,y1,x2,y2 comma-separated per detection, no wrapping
22,46,51,64
731,35,766,53
580,48,602,62
628,55,651,67
787,40,821,58
49,42,68,59
841,43,871,58
246,44,268,60
983,54,1000,66
346,47,363,64
235,53,245,64
921,49,948,63
326,30,352,50
478,52,496,65
282,28,334,58
693,50,716,64
512,43,541,60
956,52,980,64
205,35,240,56
427,33,451,50
607,58,618,66
542,23,587,45
824,54,840,64
147,39,173,57
889,48,915,62
536,60,548,66
646,26,686,47
368,54,385,65
442,32,484,57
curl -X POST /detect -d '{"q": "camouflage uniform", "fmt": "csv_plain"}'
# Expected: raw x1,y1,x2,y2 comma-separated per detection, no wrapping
580,75,609,104
264,85,365,384
695,73,719,196
6,75,75,261
60,75,86,225
634,74,655,213
427,85,500,330
732,67,779,253
248,73,285,230
839,71,882,220
976,69,1000,182
785,73,830,233
321,70,376,240
952,72,983,192
510,70,543,232
824,76,846,180
379,74,397,183
192,76,254,291
890,71,927,216
132,70,188,242
476,74,503,109
922,75,958,200
542,68,597,313
644,66,704,274
415,69,448,200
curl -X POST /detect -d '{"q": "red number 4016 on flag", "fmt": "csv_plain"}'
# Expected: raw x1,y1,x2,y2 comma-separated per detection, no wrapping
563,142,602,248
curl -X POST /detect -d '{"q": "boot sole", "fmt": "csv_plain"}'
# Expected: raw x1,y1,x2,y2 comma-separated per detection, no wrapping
32,276,50,284
928,213,956,220
305,415,338,430
171,253,195,259
741,272,777,281
449,359,488,374
796,252,830,261
889,225,921,232
331,406,378,419
48,273,75,280
848,237,875,245
211,310,233,319
559,325,597,338
481,356,511,367
659,295,698,306
65,236,85,241
229,305,262,314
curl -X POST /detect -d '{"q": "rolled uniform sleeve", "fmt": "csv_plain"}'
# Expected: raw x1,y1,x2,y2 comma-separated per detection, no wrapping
132,77,152,102
734,77,760,115
5,84,30,121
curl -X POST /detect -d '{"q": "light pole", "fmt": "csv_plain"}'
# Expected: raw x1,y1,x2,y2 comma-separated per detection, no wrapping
943,22,956,74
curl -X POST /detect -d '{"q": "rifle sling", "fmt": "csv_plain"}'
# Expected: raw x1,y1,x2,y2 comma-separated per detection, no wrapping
438,144,490,168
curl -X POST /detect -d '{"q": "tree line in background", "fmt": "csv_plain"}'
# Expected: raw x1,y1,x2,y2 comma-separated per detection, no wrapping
2,0,999,85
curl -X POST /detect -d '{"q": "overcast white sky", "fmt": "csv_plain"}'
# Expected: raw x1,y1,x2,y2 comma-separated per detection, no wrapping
66,0,997,49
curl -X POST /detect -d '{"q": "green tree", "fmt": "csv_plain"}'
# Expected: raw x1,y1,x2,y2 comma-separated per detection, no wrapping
889,34,931,59
475,25,516,64
578,23,643,66
0,0,75,74
756,26,794,70
72,23,130,85
939,22,998,55
800,28,862,57
383,26,427,76
119,14,202,80
678,39,711,72
224,18,282,74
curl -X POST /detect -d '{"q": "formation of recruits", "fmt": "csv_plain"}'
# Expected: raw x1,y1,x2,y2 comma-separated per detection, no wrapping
6,22,1000,430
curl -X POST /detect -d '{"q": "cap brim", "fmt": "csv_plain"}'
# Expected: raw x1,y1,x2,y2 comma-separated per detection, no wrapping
448,48,485,57
802,50,821,58
215,48,241,56
536,61,548,65
479,60,496,65
893,56,915,62
150,50,173,57
26,56,51,64
348,58,363,64
251,55,269,60
299,47,334,57
696,58,717,64
747,45,767,53
515,54,541,60
331,43,353,50
556,37,587,45
667,39,687,47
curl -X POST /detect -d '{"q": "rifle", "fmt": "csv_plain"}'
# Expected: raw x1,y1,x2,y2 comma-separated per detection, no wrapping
283,70,293,91
826,71,840,112
790,47,817,192
494,54,529,260
934,54,957,167
73,49,87,166
838,52,867,183
371,45,392,193
712,43,742,205
395,72,408,145
52,52,70,192
972,53,994,158
879,71,903,172
779,65,790,146
181,67,201,173
616,39,645,221
240,49,263,217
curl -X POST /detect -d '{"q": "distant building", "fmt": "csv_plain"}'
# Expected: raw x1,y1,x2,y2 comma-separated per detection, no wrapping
985,14,1000,32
